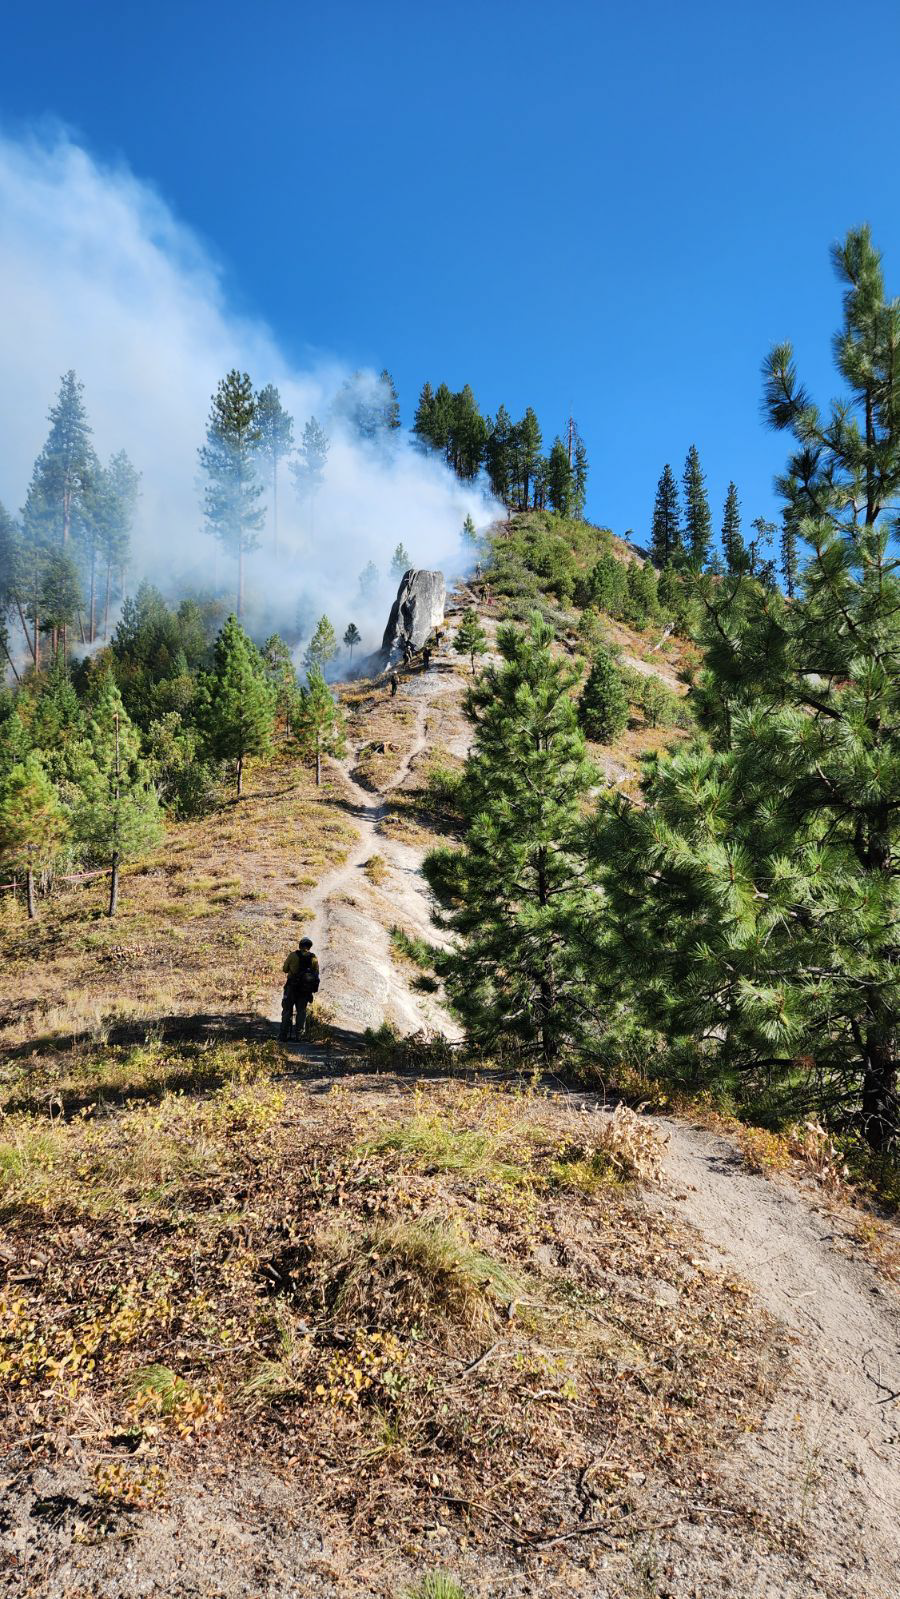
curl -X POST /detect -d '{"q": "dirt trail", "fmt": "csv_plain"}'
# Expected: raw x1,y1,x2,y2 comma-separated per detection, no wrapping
648,1118,900,1598
273,601,899,1596
273,652,468,1040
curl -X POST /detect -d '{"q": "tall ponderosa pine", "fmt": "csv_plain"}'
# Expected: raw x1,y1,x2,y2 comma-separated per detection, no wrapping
199,371,265,617
682,444,712,569
650,465,681,566
33,371,96,550
0,754,67,919
203,615,276,798
424,615,601,1061
485,404,515,506
721,481,746,574
512,408,543,510
546,437,575,515
596,226,900,1149
291,666,347,786
255,385,294,556
292,417,329,530
573,433,589,518
97,451,139,641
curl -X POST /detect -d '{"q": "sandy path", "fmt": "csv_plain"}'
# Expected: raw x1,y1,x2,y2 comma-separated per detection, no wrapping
272,654,467,1040
647,1117,900,1597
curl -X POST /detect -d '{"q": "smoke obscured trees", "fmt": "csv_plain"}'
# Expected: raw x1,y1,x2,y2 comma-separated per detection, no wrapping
198,371,265,618
255,384,294,557
292,416,330,530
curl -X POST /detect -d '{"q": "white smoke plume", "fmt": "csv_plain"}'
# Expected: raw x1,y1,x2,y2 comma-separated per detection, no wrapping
0,126,495,654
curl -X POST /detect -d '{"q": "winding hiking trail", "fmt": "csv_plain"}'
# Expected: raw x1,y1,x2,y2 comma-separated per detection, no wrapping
271,606,899,1598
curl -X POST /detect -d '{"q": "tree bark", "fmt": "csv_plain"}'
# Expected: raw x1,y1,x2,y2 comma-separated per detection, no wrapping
26,866,35,920
89,548,96,643
238,542,244,620
103,560,112,641
316,745,322,786
107,851,120,918
237,755,243,799
861,1030,896,1150
15,598,36,663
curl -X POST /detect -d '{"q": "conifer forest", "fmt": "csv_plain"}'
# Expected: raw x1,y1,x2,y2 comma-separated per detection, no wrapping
0,18,898,1595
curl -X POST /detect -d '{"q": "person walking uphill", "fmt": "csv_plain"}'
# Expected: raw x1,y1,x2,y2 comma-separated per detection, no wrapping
280,936,320,1040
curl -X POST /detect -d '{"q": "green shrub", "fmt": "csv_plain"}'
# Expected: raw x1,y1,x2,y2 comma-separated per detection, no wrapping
580,649,629,743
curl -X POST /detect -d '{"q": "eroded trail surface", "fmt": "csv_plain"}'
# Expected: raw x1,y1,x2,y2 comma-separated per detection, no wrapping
648,1119,900,1598
272,611,898,1598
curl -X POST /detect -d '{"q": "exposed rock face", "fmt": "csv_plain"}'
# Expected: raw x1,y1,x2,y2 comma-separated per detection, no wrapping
380,569,446,661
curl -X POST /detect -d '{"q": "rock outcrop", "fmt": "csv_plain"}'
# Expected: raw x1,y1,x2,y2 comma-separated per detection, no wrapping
380,569,446,662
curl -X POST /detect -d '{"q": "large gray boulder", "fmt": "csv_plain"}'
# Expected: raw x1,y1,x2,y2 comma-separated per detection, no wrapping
380,569,446,662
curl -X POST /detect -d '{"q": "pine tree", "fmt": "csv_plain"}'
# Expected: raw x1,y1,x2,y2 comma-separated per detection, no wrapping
579,649,628,743
390,543,412,579
453,608,488,674
343,622,361,664
582,552,627,617
92,451,139,642
39,550,82,663
650,465,681,566
255,385,294,556
546,437,575,514
749,517,777,584
449,386,488,480
682,445,712,569
291,416,329,530
780,507,799,598
202,615,276,798
32,371,96,550
358,561,379,601
462,514,478,545
424,615,601,1060
573,433,589,519
485,404,515,507
73,677,163,915
621,560,660,628
411,382,436,453
512,408,543,509
597,226,900,1149
378,370,401,431
304,614,338,674
0,502,32,670
0,754,67,919
721,481,746,574
291,666,347,785
198,371,265,617
262,633,300,727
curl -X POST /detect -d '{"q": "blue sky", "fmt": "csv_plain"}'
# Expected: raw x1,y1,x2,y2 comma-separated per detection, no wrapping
3,0,899,547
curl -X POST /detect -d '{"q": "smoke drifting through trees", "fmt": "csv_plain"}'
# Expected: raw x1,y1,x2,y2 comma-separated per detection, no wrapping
0,131,493,662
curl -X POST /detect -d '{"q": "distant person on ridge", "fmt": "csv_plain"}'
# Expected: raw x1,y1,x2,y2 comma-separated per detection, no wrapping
280,936,320,1040
390,672,399,697
422,645,431,671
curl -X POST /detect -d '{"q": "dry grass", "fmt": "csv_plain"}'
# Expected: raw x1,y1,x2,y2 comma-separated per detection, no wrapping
0,1062,780,1586
0,747,357,1058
